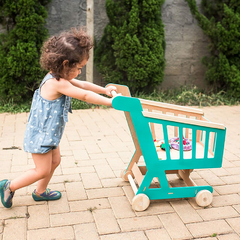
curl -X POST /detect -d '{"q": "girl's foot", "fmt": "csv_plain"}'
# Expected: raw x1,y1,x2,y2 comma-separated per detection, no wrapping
0,180,15,208
32,188,61,201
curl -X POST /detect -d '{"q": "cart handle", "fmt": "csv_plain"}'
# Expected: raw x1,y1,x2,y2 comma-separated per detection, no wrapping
111,90,123,98
143,111,225,130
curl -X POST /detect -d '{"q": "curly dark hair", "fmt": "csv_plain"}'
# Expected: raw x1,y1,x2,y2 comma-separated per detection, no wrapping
40,27,93,80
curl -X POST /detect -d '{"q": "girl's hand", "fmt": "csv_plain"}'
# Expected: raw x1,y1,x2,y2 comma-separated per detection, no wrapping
105,86,117,97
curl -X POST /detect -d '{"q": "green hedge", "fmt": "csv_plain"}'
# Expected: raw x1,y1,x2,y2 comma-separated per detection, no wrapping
0,0,51,103
186,0,240,98
95,0,166,94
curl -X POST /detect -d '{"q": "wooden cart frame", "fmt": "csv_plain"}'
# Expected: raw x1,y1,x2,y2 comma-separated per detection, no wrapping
109,84,226,211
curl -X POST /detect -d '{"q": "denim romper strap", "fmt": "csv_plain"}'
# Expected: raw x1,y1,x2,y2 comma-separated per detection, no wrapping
40,73,72,122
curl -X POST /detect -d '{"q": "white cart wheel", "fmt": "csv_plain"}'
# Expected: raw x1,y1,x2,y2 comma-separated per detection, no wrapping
121,169,132,182
132,193,150,212
196,190,213,207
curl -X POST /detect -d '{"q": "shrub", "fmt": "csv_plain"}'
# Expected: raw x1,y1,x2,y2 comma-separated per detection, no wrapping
186,0,240,98
94,0,166,94
0,0,51,103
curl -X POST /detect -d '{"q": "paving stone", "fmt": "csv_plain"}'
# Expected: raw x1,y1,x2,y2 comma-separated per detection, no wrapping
69,198,110,212
0,206,27,219
210,168,230,177
97,141,114,153
226,167,240,175
27,226,74,240
51,173,81,184
0,220,3,234
100,231,148,240
89,152,119,160
60,156,78,168
212,194,240,207
93,208,120,235
11,151,28,166
226,217,240,234
77,159,108,167
0,161,11,174
1,106,240,239
28,205,50,229
145,228,171,240
72,149,90,161
65,181,87,201
106,157,126,171
86,187,124,199
193,237,217,240
198,170,226,186
3,218,26,240
233,204,240,214
232,160,240,167
101,178,129,188
170,199,203,223
187,220,233,238
197,206,239,221
118,216,162,232
48,182,65,192
214,183,240,195
224,150,240,161
81,172,102,189
48,192,70,214
50,211,94,227
74,223,100,240
135,201,174,217
109,196,136,218
217,233,240,240
222,160,235,168
158,213,193,240
220,175,240,184
62,166,95,174
95,164,115,179
0,153,12,161
84,143,102,154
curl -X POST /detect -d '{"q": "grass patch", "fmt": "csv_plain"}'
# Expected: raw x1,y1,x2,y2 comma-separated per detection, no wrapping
0,99,31,113
135,85,239,107
0,85,238,114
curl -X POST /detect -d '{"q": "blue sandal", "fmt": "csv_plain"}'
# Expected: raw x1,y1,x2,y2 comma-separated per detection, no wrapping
0,179,15,208
32,188,61,201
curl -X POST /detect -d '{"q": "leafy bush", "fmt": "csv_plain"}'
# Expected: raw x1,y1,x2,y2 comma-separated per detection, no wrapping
0,0,51,103
94,0,166,94
185,0,240,98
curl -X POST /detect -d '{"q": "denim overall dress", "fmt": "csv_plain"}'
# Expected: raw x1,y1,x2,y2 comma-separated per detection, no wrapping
23,73,72,154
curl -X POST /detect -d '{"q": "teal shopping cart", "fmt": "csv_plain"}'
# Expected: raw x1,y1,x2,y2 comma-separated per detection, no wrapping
109,84,226,211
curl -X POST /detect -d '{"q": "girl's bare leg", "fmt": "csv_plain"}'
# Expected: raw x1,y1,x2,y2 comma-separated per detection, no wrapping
9,150,54,192
36,147,61,193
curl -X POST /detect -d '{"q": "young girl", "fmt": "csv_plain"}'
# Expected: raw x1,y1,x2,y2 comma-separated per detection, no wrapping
0,27,117,208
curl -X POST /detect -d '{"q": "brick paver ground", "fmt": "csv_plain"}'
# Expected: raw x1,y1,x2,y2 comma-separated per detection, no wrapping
0,105,239,240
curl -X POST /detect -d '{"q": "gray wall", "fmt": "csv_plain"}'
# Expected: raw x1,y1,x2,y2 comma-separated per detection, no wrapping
45,0,210,89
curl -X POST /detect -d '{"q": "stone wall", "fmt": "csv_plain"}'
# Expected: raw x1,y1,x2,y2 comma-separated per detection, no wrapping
161,0,209,90
46,0,108,83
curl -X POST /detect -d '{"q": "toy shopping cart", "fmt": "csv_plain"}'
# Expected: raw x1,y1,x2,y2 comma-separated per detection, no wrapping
109,84,226,211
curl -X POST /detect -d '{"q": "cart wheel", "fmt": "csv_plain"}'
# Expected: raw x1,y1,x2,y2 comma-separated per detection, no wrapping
196,190,213,207
121,169,132,182
132,194,150,212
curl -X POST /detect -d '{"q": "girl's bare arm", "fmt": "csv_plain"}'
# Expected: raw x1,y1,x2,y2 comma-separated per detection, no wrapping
69,79,116,96
56,79,113,106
